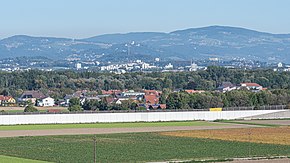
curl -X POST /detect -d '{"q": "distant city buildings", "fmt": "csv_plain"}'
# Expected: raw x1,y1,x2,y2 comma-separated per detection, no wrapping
164,63,173,69
0,55,286,73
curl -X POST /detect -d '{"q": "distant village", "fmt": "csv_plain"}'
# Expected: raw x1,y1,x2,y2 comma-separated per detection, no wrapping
0,82,264,111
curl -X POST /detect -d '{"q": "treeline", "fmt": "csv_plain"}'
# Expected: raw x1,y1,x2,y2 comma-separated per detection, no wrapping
66,89,290,111
70,98,141,111
166,89,290,109
1,67,290,99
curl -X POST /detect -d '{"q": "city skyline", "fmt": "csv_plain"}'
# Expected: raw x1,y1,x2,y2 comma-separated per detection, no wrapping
1,0,290,39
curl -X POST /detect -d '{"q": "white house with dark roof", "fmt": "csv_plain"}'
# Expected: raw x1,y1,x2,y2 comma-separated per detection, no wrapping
18,91,46,103
216,82,237,93
37,97,55,107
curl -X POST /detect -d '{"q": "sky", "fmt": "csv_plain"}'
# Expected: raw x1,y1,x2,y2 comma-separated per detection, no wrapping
1,0,290,39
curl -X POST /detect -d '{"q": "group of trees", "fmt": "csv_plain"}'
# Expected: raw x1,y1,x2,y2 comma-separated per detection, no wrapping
166,89,290,110
68,98,82,111
66,89,290,111
68,98,141,112
2,66,290,108
24,101,38,112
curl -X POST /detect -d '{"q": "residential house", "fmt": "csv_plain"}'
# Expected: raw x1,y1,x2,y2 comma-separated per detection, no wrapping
64,91,86,105
184,90,205,94
121,90,145,97
216,82,237,93
144,94,159,105
0,95,17,106
115,99,123,105
142,90,162,109
18,91,46,104
139,103,167,110
101,90,123,95
37,97,55,107
143,90,161,96
103,96,115,104
239,83,263,92
114,95,140,105
85,96,101,101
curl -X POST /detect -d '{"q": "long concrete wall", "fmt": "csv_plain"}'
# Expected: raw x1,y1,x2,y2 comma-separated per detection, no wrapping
0,110,286,125
244,110,290,119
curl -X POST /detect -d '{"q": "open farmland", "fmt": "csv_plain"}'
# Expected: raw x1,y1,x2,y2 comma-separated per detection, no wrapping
161,127,290,145
0,132,290,163
1,121,263,138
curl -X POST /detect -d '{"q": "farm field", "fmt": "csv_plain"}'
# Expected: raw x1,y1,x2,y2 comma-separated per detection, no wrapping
232,120,290,126
219,119,290,127
161,127,290,145
0,132,290,163
0,121,221,131
0,155,49,163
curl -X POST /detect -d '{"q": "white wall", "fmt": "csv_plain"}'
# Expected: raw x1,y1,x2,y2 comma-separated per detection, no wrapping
0,110,285,125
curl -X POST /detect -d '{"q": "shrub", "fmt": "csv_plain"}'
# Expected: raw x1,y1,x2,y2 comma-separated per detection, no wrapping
68,105,82,112
24,105,38,112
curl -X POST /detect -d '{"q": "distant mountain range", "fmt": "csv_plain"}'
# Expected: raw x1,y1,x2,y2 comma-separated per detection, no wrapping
1,26,290,63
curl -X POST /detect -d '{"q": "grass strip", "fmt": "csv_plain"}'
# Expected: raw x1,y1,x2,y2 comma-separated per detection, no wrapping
0,121,221,131
0,155,50,163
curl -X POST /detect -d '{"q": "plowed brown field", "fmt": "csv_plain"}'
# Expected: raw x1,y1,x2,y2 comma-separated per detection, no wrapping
160,127,290,145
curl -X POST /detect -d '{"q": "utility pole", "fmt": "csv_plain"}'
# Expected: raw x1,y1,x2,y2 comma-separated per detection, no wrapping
248,128,252,158
93,135,96,163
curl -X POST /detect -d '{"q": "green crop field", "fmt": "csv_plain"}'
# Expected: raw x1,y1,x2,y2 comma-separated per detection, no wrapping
0,121,220,130
0,155,49,163
0,132,290,162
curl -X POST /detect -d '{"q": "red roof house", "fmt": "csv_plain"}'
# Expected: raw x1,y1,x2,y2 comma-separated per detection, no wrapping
144,94,159,105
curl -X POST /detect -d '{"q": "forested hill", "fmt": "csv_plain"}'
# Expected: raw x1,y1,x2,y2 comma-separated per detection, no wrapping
1,26,290,62
1,67,290,99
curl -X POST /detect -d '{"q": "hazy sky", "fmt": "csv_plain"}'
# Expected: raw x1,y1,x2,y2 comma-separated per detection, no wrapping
1,0,290,39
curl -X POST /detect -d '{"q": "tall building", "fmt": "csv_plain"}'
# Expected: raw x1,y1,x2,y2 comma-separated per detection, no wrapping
278,62,283,68
164,63,173,69
189,63,198,71
76,63,82,69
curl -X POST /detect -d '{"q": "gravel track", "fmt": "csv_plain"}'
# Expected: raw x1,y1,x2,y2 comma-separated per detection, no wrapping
0,123,255,138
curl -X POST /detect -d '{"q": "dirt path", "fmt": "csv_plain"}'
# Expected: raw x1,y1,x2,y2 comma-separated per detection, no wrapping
0,123,257,138
0,106,67,111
